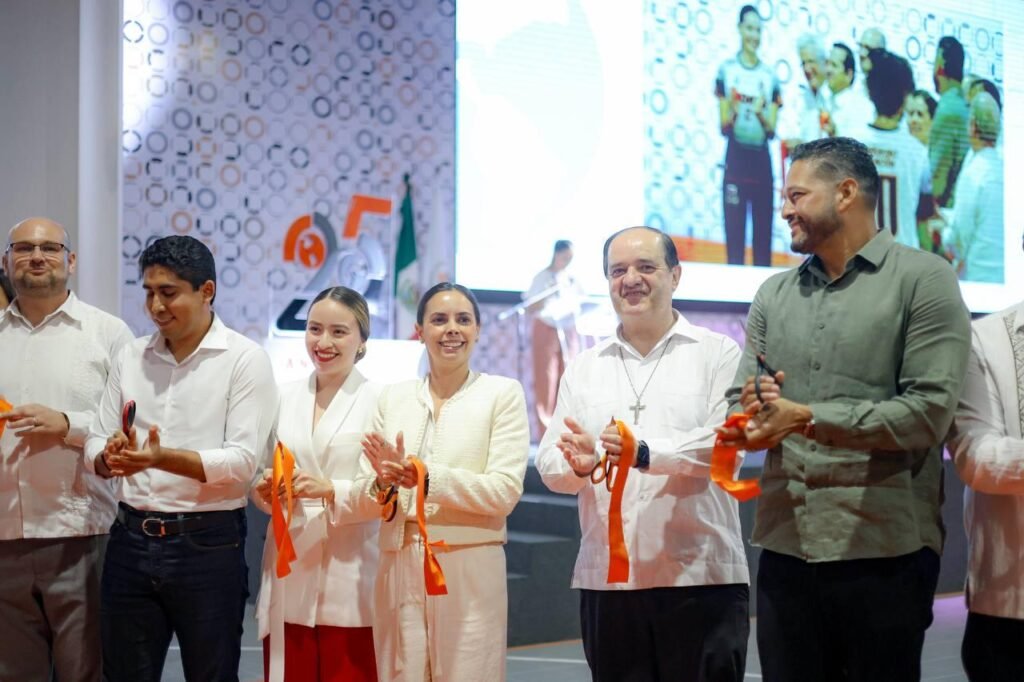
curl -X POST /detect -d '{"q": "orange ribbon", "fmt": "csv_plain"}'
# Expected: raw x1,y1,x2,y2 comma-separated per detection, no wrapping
408,456,448,596
711,414,762,502
271,441,297,578
0,397,12,439
606,420,636,584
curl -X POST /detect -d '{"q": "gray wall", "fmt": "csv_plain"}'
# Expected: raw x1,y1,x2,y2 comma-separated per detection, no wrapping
0,0,122,314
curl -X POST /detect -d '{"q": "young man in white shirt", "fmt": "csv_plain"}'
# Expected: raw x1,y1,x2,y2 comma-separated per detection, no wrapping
85,236,278,682
536,226,749,681
948,287,1024,680
0,217,133,682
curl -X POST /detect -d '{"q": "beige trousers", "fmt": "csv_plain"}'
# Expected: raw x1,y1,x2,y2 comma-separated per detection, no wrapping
373,536,507,682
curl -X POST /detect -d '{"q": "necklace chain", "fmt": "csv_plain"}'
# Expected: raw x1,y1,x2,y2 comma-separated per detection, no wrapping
618,342,670,424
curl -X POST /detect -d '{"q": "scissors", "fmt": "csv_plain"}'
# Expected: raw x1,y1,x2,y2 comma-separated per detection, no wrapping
377,483,398,522
121,400,136,435
589,419,622,491
375,464,431,521
590,453,620,491
755,354,782,403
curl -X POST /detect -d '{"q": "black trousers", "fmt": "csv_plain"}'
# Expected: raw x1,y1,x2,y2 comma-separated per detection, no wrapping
962,610,1024,681
757,547,940,682
722,144,774,267
580,584,749,682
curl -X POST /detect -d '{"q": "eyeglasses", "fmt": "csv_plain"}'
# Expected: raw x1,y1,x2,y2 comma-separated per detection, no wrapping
6,242,68,259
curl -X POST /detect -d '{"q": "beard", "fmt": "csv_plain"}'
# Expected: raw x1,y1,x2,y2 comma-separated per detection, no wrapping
789,207,842,254
14,270,63,297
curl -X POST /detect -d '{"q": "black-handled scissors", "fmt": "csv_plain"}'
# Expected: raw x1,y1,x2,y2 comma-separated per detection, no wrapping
755,354,782,403
376,472,431,522
121,400,136,435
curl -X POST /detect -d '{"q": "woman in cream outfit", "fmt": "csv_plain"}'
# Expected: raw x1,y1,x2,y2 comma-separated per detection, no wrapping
253,286,381,682
362,282,530,682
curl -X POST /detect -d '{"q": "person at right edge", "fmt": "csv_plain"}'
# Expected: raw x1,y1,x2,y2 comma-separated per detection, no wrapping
947,269,1024,681
718,137,970,681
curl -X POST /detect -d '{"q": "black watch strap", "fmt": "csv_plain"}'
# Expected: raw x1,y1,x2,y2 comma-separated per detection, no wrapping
635,440,650,470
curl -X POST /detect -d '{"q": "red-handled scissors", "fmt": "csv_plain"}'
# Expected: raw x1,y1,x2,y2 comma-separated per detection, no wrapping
121,400,136,435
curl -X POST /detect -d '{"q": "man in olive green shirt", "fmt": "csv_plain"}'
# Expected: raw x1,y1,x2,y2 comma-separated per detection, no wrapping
720,137,970,682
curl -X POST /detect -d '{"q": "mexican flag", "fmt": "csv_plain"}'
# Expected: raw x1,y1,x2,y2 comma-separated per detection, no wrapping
394,174,419,339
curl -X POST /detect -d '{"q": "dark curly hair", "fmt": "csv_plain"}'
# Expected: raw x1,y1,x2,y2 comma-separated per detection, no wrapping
138,236,217,303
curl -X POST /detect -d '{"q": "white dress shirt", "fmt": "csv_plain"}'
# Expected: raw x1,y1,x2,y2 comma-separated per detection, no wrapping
945,146,1003,283
949,302,1024,619
0,292,133,539
84,314,278,512
826,83,873,139
536,314,749,590
782,82,826,144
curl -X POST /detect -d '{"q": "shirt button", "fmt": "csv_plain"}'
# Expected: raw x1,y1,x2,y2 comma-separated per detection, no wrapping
813,362,821,370
817,323,825,330
810,444,818,452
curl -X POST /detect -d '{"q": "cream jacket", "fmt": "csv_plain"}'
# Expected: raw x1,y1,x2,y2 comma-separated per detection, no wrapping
361,372,529,549
949,302,1024,619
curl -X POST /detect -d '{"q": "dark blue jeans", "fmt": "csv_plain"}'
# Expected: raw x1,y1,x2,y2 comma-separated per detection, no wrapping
100,507,248,682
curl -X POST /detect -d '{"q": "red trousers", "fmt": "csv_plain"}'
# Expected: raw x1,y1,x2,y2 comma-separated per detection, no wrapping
262,623,378,682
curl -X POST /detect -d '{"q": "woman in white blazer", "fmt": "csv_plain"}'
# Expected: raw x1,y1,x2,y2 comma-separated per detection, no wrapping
361,282,530,682
254,286,382,682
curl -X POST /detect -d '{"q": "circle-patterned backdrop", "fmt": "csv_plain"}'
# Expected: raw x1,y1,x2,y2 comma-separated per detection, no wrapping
121,0,456,339
643,0,1002,257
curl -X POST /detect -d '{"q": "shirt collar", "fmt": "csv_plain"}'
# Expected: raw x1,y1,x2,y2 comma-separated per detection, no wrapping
146,313,230,361
799,229,893,281
598,311,701,359
0,290,81,329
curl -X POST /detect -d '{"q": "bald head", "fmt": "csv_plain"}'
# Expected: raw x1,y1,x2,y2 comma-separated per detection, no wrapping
859,28,886,74
969,92,1001,145
7,217,70,250
4,216,75,301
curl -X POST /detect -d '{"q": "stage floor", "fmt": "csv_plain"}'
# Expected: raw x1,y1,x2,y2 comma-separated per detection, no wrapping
161,593,969,681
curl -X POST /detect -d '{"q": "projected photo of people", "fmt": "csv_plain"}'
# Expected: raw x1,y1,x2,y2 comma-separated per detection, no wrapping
645,0,1005,283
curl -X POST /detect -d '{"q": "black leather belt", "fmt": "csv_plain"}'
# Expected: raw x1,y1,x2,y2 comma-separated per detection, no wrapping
116,503,239,538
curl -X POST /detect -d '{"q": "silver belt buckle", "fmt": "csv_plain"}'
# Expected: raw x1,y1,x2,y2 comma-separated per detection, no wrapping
141,518,167,537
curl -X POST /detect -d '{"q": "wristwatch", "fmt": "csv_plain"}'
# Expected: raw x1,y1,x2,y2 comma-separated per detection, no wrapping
634,440,650,470
803,419,817,441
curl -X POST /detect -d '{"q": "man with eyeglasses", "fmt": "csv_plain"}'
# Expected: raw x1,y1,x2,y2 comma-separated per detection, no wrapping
0,217,134,682
537,226,750,681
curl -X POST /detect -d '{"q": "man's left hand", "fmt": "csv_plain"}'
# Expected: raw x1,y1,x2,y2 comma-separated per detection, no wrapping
0,403,69,438
742,398,812,450
107,425,164,477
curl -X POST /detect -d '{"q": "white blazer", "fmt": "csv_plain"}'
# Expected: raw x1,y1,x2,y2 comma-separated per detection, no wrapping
256,368,381,638
949,301,1024,619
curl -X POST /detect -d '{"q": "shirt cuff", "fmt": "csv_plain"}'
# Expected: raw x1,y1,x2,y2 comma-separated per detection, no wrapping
806,402,846,445
83,440,102,475
63,410,91,448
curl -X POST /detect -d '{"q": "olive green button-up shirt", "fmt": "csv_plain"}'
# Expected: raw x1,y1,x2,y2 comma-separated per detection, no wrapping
728,229,971,561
